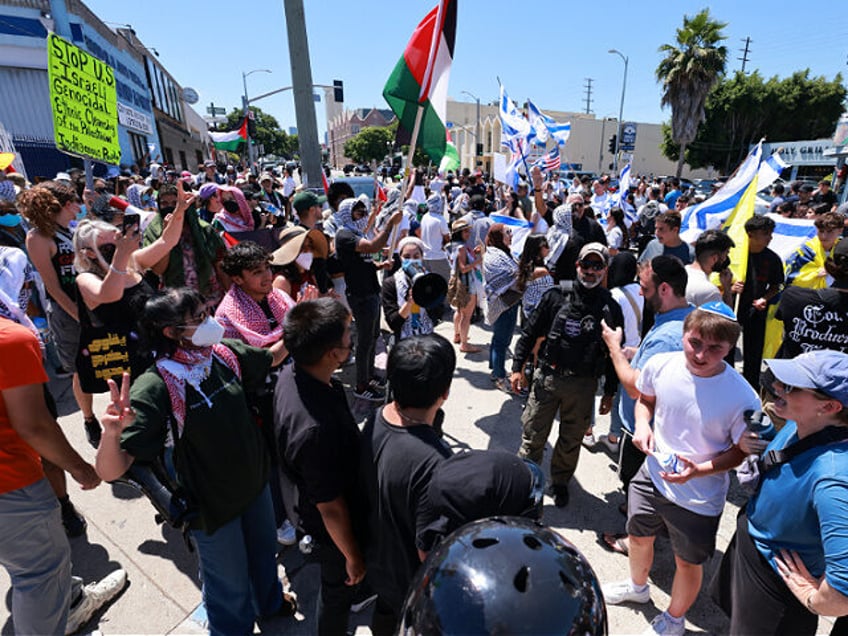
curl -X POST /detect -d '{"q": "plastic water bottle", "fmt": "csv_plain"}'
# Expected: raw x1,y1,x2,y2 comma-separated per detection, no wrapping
744,409,776,442
652,451,681,474
32,317,50,343
298,534,313,555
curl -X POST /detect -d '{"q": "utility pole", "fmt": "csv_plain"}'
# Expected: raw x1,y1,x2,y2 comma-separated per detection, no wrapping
739,37,752,74
583,78,594,114
283,0,321,188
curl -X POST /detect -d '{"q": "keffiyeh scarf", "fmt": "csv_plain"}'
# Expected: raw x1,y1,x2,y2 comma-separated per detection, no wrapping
215,285,294,348
156,344,241,438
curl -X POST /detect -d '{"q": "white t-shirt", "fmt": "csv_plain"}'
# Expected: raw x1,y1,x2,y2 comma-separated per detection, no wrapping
420,212,449,260
282,176,296,197
605,225,624,249
610,283,643,348
685,266,721,307
636,351,759,516
591,192,610,214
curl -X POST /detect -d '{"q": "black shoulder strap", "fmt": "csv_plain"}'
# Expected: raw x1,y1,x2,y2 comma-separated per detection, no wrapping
759,426,848,474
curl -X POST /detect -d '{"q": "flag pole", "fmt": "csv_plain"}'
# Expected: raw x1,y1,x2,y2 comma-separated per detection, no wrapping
391,102,426,253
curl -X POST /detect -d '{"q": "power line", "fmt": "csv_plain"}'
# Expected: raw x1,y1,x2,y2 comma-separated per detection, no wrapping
739,37,752,74
583,78,593,114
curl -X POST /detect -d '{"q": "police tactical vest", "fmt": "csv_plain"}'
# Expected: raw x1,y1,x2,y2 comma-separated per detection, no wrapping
541,281,614,377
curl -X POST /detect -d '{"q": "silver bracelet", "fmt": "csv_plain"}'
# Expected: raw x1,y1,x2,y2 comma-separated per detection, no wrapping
109,264,128,275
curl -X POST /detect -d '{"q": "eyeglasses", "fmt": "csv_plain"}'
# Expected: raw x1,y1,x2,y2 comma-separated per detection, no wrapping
579,260,606,271
177,310,208,328
775,381,831,400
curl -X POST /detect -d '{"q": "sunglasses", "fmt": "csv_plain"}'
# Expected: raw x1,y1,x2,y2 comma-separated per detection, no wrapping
579,260,606,271
775,381,831,400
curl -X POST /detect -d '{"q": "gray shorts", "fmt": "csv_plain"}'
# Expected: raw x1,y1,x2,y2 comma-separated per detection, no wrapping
626,464,721,565
46,301,80,372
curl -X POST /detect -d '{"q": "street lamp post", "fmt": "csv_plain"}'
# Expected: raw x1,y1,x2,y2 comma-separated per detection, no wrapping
242,68,272,174
461,90,481,166
608,49,628,174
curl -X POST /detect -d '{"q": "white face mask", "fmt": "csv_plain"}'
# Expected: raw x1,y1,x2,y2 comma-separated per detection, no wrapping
189,316,225,347
295,251,314,270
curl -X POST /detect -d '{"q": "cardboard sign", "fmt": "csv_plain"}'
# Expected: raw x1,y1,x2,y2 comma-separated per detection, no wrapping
47,33,121,164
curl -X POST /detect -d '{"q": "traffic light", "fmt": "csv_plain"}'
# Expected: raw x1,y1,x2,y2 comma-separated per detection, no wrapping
608,134,617,154
333,80,344,103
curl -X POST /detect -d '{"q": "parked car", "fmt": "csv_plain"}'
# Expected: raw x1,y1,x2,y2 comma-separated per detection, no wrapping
354,164,373,175
333,176,379,200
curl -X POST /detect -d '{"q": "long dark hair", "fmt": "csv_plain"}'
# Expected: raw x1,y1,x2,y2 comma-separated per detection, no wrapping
485,223,510,254
517,234,549,289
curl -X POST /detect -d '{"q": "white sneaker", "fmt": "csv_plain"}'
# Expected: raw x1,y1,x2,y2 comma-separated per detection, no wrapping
602,579,651,605
65,569,127,634
582,433,596,448
643,611,686,636
277,520,297,546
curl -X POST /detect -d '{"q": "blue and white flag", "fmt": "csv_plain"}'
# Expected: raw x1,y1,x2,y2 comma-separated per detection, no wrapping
679,141,763,243
612,162,637,226
765,213,817,263
490,213,534,260
499,85,531,149
527,100,571,147
756,151,789,192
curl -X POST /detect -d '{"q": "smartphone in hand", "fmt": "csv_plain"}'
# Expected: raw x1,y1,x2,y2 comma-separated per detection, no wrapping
122,212,140,235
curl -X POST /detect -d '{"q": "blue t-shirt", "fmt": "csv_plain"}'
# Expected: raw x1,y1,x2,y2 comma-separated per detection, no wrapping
747,422,848,595
618,305,694,433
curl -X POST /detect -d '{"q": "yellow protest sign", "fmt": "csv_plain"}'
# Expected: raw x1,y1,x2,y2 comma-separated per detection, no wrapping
47,32,121,164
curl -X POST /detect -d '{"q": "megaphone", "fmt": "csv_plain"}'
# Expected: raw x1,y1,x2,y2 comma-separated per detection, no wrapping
411,271,447,309
401,260,447,309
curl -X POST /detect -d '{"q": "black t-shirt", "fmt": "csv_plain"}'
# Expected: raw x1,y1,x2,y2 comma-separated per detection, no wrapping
274,364,364,542
335,228,379,296
738,248,784,324
776,287,848,358
360,408,452,613
573,215,607,245
813,190,837,207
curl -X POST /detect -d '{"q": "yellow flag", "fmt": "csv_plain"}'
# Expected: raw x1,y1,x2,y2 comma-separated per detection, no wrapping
723,176,760,286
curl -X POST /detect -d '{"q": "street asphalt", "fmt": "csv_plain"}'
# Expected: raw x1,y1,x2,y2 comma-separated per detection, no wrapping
0,319,836,635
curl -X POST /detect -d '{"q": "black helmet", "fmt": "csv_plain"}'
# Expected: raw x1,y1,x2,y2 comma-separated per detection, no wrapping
399,516,607,635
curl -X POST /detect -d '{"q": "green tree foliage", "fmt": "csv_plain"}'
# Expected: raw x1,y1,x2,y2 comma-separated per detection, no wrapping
656,9,728,177
343,126,395,165
224,107,298,159
661,70,846,173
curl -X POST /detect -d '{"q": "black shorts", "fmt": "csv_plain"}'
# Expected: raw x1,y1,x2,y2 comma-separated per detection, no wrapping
626,464,721,565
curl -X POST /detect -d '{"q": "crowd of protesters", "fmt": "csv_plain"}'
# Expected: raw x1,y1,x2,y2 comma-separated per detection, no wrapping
0,156,847,636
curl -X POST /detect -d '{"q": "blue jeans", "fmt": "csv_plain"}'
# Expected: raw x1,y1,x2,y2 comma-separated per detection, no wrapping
609,388,623,439
0,478,76,635
489,303,519,379
190,484,283,636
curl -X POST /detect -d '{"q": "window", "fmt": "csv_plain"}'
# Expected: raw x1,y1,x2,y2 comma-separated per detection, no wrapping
179,150,187,171
351,124,360,134
128,132,148,164
195,150,204,167
163,147,174,166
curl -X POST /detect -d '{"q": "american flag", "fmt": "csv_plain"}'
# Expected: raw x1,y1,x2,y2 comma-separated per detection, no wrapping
533,147,561,172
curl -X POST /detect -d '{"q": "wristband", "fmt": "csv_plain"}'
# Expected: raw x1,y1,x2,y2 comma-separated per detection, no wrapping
109,264,128,275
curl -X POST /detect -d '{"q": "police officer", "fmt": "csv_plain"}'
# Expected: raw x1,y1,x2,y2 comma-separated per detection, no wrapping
510,242,623,508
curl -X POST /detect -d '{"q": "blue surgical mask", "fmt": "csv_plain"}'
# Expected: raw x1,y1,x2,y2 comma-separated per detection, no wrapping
402,258,425,278
76,205,88,221
0,213,21,227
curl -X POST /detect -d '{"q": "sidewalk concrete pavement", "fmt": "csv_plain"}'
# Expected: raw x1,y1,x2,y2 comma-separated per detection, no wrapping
0,320,836,635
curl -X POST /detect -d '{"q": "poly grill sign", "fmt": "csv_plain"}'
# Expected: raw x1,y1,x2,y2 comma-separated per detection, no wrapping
47,33,121,165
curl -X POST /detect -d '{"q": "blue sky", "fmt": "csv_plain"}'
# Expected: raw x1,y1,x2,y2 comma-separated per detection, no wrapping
84,0,847,138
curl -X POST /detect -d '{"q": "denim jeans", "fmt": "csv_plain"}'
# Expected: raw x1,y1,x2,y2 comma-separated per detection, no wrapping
347,292,381,388
489,303,519,379
0,478,75,635
608,388,624,439
190,484,282,636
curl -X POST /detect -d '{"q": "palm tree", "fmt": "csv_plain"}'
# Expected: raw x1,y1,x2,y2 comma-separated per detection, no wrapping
657,9,728,178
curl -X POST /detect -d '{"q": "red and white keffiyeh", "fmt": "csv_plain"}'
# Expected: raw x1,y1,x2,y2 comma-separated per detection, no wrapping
215,285,294,348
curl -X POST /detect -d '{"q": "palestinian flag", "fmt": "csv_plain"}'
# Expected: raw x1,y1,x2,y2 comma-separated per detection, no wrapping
383,0,456,167
209,118,248,152
439,129,460,173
